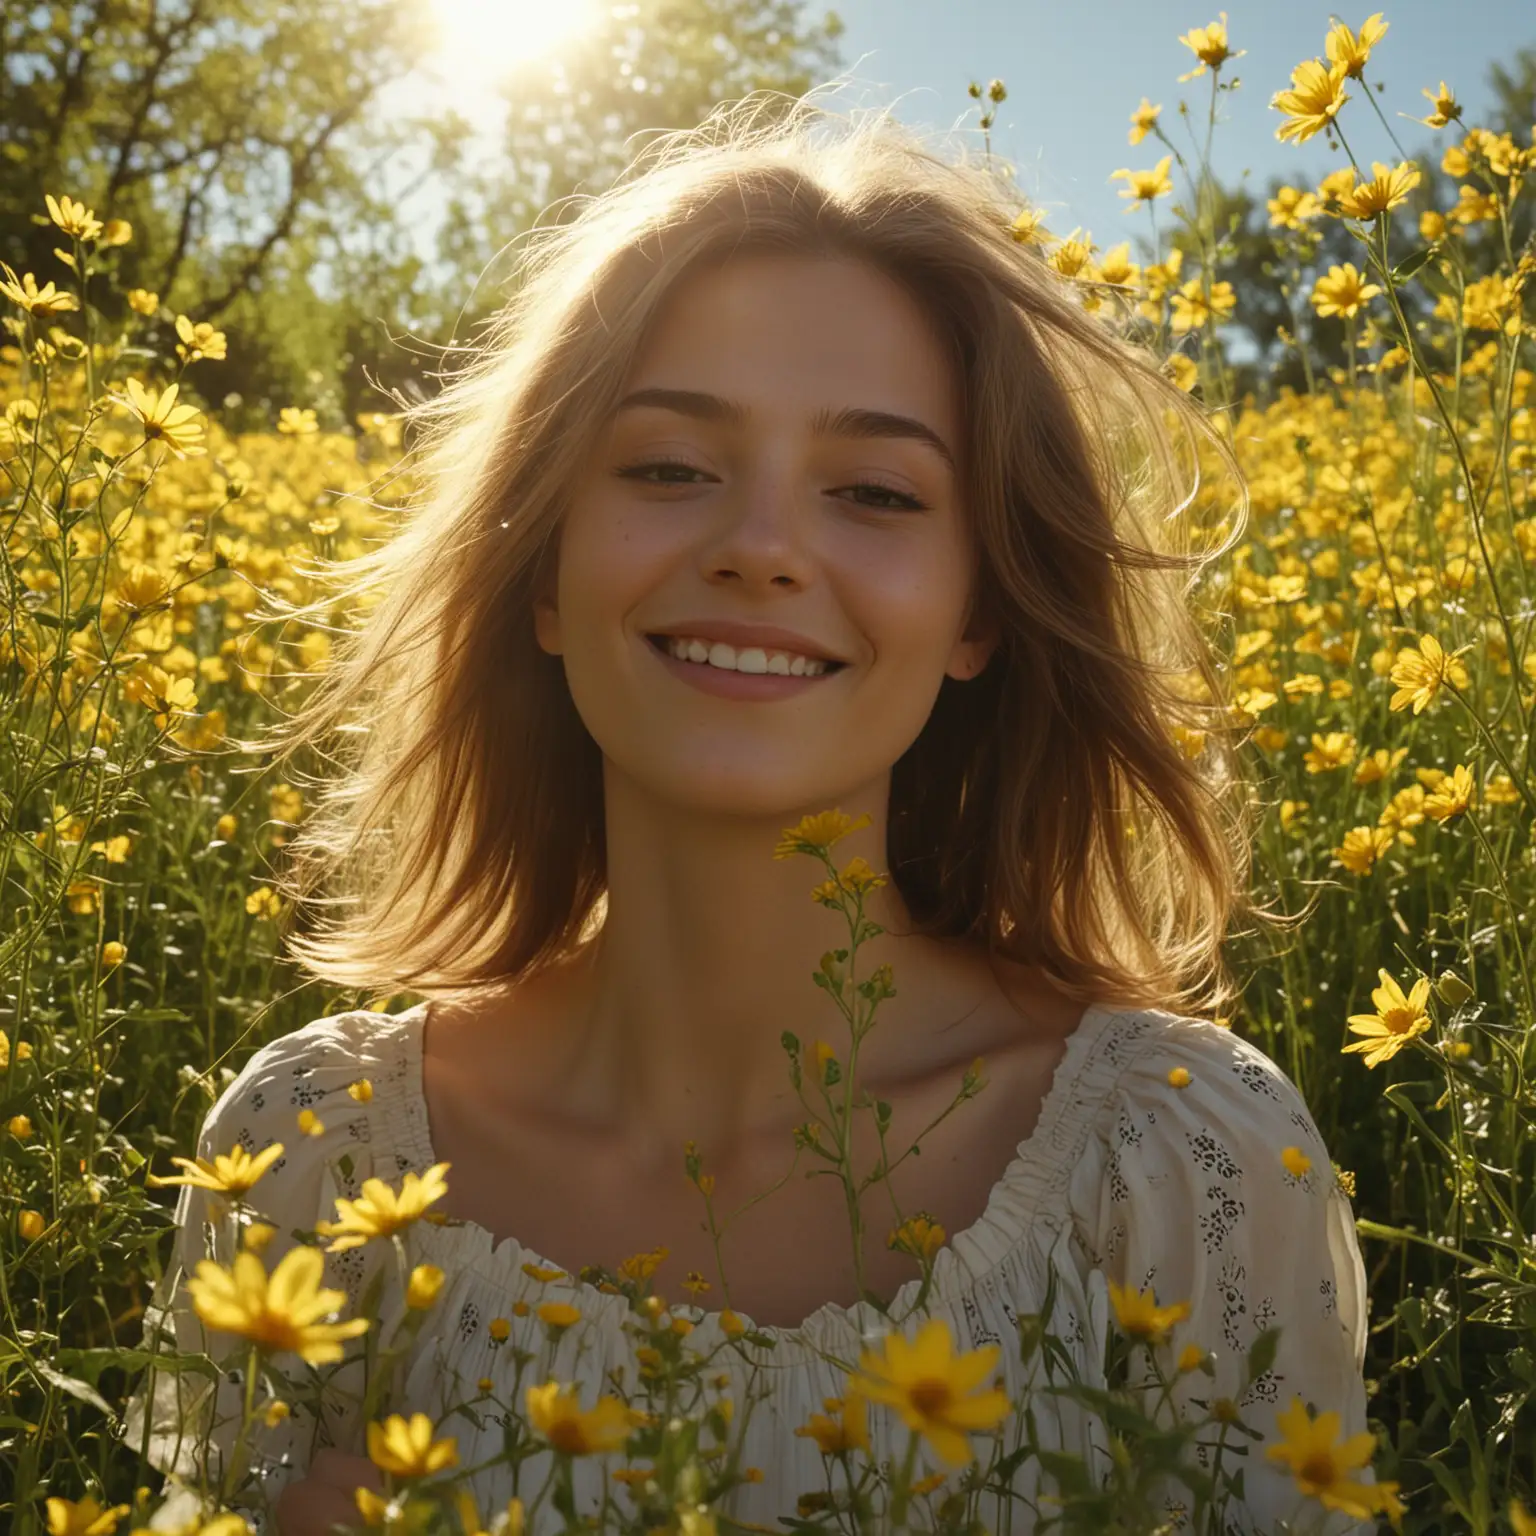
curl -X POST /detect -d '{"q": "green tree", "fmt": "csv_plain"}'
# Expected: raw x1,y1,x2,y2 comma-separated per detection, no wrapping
0,0,845,419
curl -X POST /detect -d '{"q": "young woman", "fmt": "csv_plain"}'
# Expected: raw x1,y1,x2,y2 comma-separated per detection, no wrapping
133,97,1374,1536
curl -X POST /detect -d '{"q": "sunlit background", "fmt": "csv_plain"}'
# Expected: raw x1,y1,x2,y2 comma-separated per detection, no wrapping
396,0,1535,304
423,0,599,93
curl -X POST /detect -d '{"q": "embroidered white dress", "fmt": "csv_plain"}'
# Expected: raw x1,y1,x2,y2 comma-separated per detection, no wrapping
131,1002,1376,1535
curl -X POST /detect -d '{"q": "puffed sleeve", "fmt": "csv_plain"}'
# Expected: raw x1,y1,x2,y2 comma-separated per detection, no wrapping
1067,1013,1376,1536
124,1011,399,1520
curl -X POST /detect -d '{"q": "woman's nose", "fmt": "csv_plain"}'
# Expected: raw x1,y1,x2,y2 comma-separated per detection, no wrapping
699,467,817,584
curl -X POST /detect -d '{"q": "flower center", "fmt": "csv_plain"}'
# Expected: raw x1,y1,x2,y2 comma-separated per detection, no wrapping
909,1379,954,1418
1299,1450,1339,1490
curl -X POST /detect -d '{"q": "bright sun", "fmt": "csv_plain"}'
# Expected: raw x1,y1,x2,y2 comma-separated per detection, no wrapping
426,0,600,88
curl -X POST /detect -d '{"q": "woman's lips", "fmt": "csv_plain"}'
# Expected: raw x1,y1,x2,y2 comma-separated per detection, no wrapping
643,633,845,700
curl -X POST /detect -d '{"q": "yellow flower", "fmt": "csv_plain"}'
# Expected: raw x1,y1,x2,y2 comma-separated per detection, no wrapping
1170,278,1236,334
367,1412,459,1478
617,1245,669,1284
1311,263,1381,320
147,1140,284,1197
122,663,199,731
1343,969,1433,1068
1303,731,1357,773
317,1162,451,1251
1419,81,1461,129
1128,97,1161,146
244,1221,277,1253
1047,230,1096,278
113,378,206,459
1272,59,1350,144
9,1114,32,1137
297,1109,325,1137
1324,13,1387,79
406,1264,445,1309
277,406,319,435
813,1039,837,1081
1008,206,1051,245
1389,634,1472,713
174,314,228,363
1424,764,1476,823
719,1309,747,1337
836,855,888,894
1177,13,1243,80
1281,1146,1312,1178
521,1262,567,1282
795,1394,871,1456
1463,273,1521,332
1268,186,1323,229
1167,1066,1192,1088
46,194,103,242
45,1497,131,1536
126,288,159,316
353,1486,388,1526
1162,354,1198,393
888,1213,947,1263
187,1247,370,1362
537,1301,581,1329
848,1316,1010,1468
1095,242,1139,286
101,218,132,246
773,809,871,859
525,1381,644,1455
1108,1280,1191,1343
19,1209,45,1241
1333,826,1397,875
245,886,283,920
1111,156,1174,207
1177,1343,1206,1373
1336,161,1422,220
1267,1396,1402,1520
348,1078,374,1102
0,263,80,316
264,1399,291,1427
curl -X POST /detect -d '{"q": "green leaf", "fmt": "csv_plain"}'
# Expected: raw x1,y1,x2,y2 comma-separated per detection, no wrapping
1391,246,1437,283
32,1360,116,1422
1245,1325,1281,1382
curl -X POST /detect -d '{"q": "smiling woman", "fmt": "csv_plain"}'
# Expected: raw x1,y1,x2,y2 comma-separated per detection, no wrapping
128,92,1377,1536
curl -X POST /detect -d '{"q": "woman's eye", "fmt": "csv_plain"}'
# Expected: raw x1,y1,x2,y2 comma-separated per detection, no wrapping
615,460,926,511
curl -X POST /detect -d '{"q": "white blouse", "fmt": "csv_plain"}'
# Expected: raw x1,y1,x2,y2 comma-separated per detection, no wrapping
131,1001,1377,1535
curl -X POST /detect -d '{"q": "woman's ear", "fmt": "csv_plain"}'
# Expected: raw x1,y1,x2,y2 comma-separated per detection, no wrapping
949,618,1002,680
532,586,561,657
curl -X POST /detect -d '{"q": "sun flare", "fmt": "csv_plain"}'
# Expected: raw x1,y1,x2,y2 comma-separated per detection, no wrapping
426,0,599,88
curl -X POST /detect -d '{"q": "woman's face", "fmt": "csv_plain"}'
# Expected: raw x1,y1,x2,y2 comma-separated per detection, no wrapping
535,252,996,819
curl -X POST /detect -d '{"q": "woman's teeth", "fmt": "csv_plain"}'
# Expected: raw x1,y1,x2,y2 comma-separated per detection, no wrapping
656,635,835,677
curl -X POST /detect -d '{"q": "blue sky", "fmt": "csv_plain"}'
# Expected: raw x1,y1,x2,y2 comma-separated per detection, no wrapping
798,0,1533,258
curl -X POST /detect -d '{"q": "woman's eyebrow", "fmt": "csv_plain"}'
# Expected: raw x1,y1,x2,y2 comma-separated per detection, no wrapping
612,387,956,474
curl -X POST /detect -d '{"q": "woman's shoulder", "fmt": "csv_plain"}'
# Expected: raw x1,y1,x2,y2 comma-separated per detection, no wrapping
1068,1004,1347,1224
221,1002,421,1088
195,1003,427,1164
1098,1005,1317,1121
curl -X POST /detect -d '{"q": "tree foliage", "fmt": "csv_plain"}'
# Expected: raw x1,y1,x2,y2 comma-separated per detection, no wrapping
0,0,844,419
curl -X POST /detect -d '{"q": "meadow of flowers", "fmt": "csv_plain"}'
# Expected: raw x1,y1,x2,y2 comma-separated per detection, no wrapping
1,10,1534,1536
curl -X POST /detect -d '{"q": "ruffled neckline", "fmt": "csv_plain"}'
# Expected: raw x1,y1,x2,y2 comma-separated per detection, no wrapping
374,998,1133,1366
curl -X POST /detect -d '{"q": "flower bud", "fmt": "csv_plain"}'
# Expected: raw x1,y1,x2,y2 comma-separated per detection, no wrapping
407,1263,445,1309
1435,970,1473,1007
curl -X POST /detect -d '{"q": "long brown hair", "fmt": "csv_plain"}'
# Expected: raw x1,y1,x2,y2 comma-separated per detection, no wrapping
243,92,1273,1018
